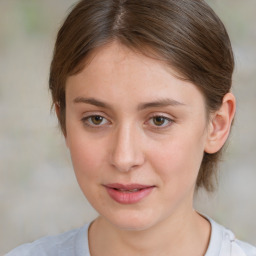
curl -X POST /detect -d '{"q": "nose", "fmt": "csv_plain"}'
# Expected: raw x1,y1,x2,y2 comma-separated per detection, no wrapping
110,124,145,172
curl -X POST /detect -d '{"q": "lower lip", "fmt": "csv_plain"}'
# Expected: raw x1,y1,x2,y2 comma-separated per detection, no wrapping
105,186,155,204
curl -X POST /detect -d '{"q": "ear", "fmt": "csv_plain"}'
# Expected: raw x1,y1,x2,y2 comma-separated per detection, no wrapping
204,93,236,154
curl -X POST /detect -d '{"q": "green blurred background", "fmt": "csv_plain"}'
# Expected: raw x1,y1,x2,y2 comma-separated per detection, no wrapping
0,0,255,254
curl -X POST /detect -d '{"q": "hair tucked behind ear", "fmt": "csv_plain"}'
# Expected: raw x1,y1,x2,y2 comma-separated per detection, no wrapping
49,0,234,191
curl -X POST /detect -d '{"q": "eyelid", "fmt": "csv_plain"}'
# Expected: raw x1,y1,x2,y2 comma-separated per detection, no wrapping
81,112,111,128
146,113,174,129
80,111,174,129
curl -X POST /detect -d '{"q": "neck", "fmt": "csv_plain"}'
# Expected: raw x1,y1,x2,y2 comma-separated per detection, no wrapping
89,208,211,256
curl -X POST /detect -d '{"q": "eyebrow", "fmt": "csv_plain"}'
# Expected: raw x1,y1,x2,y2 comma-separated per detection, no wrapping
73,97,112,109
137,98,185,111
73,97,186,110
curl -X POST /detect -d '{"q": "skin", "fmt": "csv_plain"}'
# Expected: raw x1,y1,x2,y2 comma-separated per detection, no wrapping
62,41,235,256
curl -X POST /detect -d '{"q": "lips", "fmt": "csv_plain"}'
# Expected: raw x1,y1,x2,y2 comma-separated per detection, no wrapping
104,183,155,204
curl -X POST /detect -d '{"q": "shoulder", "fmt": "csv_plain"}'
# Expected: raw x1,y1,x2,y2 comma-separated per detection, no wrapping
5,223,91,256
206,217,256,256
235,239,256,256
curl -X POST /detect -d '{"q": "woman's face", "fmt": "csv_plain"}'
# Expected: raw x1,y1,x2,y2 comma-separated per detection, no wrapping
65,41,210,230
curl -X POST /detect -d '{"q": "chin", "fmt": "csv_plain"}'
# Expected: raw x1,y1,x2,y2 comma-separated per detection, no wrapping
104,210,158,232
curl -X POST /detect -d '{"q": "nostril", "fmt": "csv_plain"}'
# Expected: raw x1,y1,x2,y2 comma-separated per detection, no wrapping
110,150,144,172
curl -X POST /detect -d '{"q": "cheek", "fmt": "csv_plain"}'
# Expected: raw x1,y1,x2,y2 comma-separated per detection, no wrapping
67,131,105,183
149,134,205,186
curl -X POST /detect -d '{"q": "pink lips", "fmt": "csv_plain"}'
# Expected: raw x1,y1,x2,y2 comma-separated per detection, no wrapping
104,183,155,204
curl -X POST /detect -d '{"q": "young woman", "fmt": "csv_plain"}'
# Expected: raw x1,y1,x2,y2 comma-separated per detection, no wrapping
6,0,256,255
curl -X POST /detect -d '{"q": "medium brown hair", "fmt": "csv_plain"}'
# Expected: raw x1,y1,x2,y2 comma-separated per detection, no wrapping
49,0,234,191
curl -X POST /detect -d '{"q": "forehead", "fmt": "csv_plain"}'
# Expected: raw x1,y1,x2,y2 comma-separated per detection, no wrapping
80,41,180,79
66,41,205,110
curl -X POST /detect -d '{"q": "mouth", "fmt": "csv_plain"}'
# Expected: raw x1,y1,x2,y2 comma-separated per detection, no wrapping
103,183,155,204
114,188,143,192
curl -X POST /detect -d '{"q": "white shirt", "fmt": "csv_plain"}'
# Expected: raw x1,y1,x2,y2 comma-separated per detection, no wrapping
6,218,256,256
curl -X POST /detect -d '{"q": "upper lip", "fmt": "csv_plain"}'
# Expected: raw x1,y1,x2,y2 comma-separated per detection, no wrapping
104,183,155,190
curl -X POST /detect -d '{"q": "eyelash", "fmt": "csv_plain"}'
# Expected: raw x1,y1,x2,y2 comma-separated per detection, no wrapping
81,115,111,128
146,114,173,129
81,114,173,129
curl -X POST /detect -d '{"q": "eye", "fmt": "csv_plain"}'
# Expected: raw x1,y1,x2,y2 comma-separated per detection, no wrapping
148,115,173,128
82,115,109,127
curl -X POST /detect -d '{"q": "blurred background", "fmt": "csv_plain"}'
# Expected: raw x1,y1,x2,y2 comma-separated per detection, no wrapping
0,0,255,254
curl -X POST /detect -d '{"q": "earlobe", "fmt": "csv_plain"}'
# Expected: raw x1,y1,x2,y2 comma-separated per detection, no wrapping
204,93,236,154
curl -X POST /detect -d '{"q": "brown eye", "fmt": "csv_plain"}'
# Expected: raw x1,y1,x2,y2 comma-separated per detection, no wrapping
82,115,109,127
90,116,104,125
148,115,172,128
152,116,166,126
